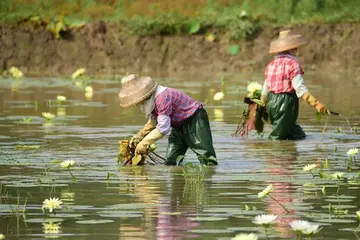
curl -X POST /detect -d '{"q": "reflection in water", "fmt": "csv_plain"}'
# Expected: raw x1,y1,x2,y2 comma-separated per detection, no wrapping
43,222,61,238
264,141,298,239
213,108,224,122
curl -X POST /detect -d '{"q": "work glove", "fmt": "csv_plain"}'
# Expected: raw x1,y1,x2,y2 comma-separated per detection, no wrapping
301,92,329,114
130,119,157,148
135,128,164,155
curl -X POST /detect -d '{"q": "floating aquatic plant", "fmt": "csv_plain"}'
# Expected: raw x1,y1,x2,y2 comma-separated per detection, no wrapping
231,233,258,240
213,91,224,101
15,145,40,150
85,86,93,100
41,197,63,214
56,95,67,102
253,214,277,239
258,184,289,213
42,112,55,122
289,220,322,239
60,160,76,180
20,117,32,123
331,172,344,195
4,66,23,79
356,210,360,233
0,234,5,240
303,164,318,178
347,148,358,164
72,68,86,80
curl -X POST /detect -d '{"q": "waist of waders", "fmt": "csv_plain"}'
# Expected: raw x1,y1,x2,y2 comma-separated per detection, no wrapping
172,107,203,129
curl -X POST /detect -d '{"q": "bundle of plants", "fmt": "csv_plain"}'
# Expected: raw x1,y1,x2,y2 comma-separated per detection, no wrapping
233,82,268,137
118,140,165,166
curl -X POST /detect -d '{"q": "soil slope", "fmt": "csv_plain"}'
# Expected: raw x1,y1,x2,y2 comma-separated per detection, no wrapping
0,22,359,78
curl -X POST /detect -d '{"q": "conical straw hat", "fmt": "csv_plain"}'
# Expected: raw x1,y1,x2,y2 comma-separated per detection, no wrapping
118,74,158,108
269,30,307,54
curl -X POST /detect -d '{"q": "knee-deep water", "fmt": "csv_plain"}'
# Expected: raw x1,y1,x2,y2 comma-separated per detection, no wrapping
0,72,360,239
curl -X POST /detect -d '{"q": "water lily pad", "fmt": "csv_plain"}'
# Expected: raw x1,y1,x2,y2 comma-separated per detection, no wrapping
52,213,83,218
314,218,356,223
107,203,154,209
188,229,233,234
188,216,228,221
97,210,142,218
76,219,114,224
24,218,64,223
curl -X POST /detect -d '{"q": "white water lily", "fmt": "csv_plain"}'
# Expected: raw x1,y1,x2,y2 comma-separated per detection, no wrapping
213,92,225,101
43,222,61,234
60,160,75,168
303,164,317,171
42,112,55,121
57,95,67,102
71,68,86,80
332,172,344,179
258,184,273,198
231,233,258,240
289,220,321,235
356,210,360,220
8,66,23,79
347,148,358,157
252,214,277,226
247,82,262,96
42,197,63,213
0,234,5,240
85,86,93,93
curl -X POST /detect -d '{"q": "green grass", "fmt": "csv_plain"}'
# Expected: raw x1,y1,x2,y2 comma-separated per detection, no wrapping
1,0,360,39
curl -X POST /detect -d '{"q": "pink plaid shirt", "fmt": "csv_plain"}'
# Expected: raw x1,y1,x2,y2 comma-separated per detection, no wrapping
265,54,304,94
152,88,201,128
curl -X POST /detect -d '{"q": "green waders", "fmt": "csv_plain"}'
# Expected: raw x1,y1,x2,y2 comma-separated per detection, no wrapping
267,92,306,140
165,108,217,165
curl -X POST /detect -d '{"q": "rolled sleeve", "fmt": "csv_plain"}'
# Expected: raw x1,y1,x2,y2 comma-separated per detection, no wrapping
292,74,308,98
156,115,171,135
261,79,268,97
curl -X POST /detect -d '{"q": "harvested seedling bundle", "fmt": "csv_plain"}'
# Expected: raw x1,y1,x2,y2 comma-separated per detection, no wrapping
118,140,165,166
233,82,268,137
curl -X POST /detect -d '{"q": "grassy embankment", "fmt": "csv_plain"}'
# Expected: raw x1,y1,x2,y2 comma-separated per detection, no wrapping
0,0,359,41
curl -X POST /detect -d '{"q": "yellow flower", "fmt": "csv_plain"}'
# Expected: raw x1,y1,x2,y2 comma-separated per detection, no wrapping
8,66,23,79
121,74,136,85
43,222,61,235
246,82,262,97
213,92,225,101
258,184,273,198
356,210,360,220
231,233,258,240
85,86,93,93
303,164,317,171
60,160,75,168
42,112,55,121
71,68,86,80
0,234,5,239
41,197,63,213
56,95,67,102
347,148,358,157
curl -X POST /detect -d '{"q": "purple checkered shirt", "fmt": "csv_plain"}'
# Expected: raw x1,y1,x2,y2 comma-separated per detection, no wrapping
152,88,201,132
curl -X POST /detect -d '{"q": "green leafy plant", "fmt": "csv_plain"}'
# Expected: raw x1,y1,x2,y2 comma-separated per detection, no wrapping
188,21,201,34
228,44,240,55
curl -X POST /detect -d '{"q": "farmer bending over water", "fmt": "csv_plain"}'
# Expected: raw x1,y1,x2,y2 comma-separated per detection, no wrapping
260,30,329,140
118,74,217,165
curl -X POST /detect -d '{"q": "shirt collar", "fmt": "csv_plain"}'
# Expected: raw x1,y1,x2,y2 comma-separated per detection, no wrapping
275,53,298,61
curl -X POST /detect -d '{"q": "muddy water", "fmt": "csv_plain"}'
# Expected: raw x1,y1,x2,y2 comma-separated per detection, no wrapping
0,72,360,240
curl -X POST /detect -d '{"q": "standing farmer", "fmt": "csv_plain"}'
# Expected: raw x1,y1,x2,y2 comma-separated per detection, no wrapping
260,30,329,140
118,74,217,165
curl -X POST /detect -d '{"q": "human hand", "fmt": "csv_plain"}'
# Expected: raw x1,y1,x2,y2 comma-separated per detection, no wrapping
315,103,328,114
135,141,149,155
129,134,143,148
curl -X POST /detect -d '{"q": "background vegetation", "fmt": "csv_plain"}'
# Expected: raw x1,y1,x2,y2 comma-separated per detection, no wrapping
0,0,359,39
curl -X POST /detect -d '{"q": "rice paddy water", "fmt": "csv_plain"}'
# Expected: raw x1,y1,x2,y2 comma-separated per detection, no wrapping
0,71,359,239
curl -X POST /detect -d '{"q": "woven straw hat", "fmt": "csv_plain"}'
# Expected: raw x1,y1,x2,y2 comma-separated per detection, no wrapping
118,74,158,108
269,30,307,54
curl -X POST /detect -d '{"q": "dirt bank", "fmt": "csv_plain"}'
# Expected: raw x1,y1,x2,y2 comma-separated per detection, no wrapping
0,22,359,78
